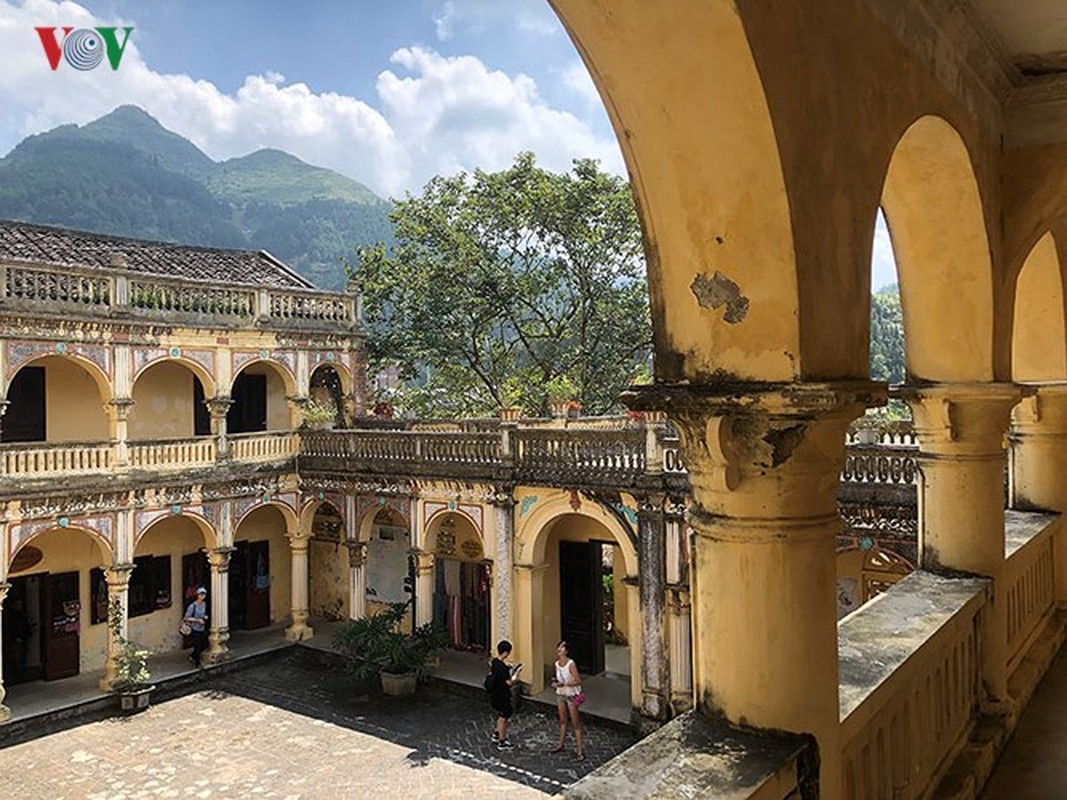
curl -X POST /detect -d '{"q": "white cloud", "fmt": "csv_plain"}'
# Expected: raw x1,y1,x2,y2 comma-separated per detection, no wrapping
432,0,558,41
0,0,622,198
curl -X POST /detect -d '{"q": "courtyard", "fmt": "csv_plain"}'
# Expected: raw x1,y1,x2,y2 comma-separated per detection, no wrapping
0,651,638,798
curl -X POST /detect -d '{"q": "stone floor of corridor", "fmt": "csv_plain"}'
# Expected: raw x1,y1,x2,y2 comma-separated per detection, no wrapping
0,649,638,798
982,645,1067,799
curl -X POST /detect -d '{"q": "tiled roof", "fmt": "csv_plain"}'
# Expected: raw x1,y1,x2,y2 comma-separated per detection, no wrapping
0,221,313,289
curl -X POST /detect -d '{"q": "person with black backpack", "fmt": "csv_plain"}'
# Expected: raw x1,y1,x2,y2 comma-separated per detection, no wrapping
486,640,522,750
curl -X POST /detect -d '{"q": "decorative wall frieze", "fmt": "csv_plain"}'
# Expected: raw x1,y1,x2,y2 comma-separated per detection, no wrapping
7,339,112,380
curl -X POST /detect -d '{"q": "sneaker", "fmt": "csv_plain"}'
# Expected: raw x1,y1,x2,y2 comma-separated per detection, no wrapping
490,731,499,742
496,739,514,750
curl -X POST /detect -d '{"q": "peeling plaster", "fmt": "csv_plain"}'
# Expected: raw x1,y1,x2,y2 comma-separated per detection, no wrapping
763,424,806,467
690,271,750,323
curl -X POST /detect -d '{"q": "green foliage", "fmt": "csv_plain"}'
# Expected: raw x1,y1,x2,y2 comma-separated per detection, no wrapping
357,152,652,417
332,602,446,684
870,283,904,384
107,596,151,690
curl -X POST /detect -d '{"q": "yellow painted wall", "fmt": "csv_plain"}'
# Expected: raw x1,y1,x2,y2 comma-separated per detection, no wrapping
613,546,631,643
129,362,197,440
6,528,109,673
41,357,108,442
234,505,292,625
129,517,206,654
309,538,349,620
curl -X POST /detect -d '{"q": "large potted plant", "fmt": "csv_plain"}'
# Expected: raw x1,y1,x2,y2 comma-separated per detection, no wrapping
302,400,337,431
332,602,446,695
107,597,154,713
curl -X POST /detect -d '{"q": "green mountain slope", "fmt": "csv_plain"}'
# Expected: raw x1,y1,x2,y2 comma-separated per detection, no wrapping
0,106,393,289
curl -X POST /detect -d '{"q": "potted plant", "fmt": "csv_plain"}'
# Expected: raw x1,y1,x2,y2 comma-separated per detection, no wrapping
545,374,579,418
107,597,154,713
332,601,446,696
303,400,337,431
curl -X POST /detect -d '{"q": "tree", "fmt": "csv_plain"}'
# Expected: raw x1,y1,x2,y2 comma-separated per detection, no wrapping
357,152,651,417
870,283,904,384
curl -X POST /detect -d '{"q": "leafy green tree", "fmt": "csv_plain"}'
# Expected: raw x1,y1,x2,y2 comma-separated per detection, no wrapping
357,153,651,417
870,283,904,384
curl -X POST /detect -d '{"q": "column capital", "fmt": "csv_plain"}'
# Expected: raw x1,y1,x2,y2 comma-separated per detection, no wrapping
897,382,1028,455
287,534,311,552
104,563,135,587
624,381,884,519
206,396,233,417
488,489,516,509
1011,382,1067,432
637,494,666,516
207,546,236,569
345,539,367,565
105,397,135,420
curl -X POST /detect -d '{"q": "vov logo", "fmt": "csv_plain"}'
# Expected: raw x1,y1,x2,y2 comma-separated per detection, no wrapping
35,27,134,71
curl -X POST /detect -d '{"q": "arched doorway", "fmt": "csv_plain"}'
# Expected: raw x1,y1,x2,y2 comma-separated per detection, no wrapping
230,504,293,630
836,546,914,619
3,526,110,683
425,511,490,653
308,364,347,428
229,361,294,434
3,356,109,444
307,501,348,620
362,505,411,620
129,360,214,440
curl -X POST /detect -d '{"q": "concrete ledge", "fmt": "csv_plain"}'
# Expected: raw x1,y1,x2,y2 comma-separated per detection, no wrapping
564,711,813,800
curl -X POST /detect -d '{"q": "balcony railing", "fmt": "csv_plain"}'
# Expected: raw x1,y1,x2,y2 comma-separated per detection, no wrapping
0,260,356,331
128,436,216,470
0,440,112,477
1004,511,1058,675
229,431,301,462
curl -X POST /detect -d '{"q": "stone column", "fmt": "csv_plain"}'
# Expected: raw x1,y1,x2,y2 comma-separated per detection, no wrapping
208,397,233,460
664,506,693,714
345,540,367,620
0,582,10,722
285,535,314,641
205,547,234,663
637,495,668,722
100,564,134,690
1009,384,1067,512
490,491,515,642
513,562,548,693
667,588,693,714
901,383,1024,712
286,395,309,430
412,551,435,628
626,381,882,799
106,398,134,467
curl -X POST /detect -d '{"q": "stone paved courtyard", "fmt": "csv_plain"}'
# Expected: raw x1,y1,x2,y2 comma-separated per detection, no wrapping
0,650,638,798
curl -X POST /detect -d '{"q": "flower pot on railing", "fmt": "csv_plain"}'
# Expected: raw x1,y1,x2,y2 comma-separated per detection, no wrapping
549,401,570,418
499,407,522,422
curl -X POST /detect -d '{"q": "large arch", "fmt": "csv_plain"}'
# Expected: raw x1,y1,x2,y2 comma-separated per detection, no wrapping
551,0,800,382
132,355,217,399
4,355,110,443
129,360,213,441
1012,232,1067,381
881,115,995,382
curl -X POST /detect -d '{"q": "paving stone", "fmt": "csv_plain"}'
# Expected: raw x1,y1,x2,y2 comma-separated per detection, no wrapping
0,650,638,798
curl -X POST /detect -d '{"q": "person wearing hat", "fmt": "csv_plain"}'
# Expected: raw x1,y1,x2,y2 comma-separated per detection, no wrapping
183,587,209,668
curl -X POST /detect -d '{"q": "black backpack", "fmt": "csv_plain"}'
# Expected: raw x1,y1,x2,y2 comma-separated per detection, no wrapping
484,669,495,692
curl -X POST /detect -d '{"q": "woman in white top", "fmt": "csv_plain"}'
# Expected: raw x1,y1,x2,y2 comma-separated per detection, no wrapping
550,640,585,761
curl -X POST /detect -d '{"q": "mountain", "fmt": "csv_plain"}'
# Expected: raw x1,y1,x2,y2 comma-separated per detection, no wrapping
0,106,393,290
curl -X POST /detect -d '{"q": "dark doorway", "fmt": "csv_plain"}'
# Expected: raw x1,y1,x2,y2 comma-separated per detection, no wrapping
180,552,209,649
43,571,80,680
227,373,267,433
433,560,491,652
192,376,211,436
559,541,605,675
229,540,271,630
2,574,43,685
3,366,46,443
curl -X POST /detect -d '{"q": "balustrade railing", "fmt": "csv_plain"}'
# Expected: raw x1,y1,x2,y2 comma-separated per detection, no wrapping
128,437,216,469
229,431,301,462
841,444,918,485
0,260,355,329
0,441,112,477
513,428,646,481
1004,512,1057,674
839,572,987,800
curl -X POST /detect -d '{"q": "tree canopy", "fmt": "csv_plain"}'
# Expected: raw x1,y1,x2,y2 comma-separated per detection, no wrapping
357,152,651,417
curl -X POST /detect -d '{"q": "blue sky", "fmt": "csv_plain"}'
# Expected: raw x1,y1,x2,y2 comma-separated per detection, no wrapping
0,0,896,289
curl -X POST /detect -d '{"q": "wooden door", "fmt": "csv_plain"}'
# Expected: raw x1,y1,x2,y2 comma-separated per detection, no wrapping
43,571,80,680
227,373,267,433
3,366,45,442
245,540,271,629
559,541,605,675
